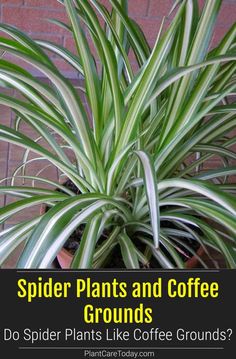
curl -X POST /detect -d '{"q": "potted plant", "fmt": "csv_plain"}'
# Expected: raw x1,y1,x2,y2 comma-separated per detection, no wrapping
0,0,235,269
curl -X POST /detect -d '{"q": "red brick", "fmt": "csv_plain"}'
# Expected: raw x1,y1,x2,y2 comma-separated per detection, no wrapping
65,35,97,61
86,35,101,60
128,49,142,73
229,176,236,184
217,3,236,28
203,159,223,170
8,143,25,163
2,7,68,34
92,0,148,18
52,58,78,77
210,26,232,48
134,17,164,41
7,157,58,182
24,161,58,180
1,0,23,4
148,0,174,18
24,0,64,9
31,33,63,46
128,0,149,17
128,48,138,63
98,0,110,6
64,36,77,54
0,156,8,187
1,243,24,268
0,104,11,127
130,61,140,75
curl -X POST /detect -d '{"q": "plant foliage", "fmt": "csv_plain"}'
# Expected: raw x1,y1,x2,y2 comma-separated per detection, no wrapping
0,0,235,268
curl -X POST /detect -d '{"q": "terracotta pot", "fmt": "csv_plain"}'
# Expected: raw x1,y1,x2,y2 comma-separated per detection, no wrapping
57,245,205,269
57,248,73,268
185,246,205,269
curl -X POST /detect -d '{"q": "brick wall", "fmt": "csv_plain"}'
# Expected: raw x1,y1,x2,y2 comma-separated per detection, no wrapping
0,0,235,78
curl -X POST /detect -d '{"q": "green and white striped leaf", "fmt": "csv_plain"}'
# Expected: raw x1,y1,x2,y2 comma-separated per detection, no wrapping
135,151,160,248
119,231,140,269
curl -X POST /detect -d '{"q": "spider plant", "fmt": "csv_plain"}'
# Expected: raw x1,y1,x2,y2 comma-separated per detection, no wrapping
0,0,235,269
